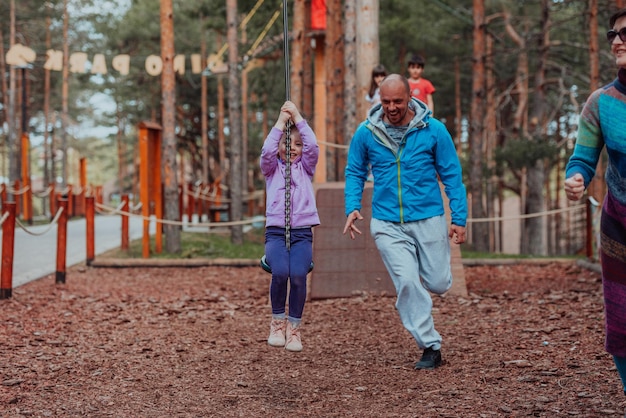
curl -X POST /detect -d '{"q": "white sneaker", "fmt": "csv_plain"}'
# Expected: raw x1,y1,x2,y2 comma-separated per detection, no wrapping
267,319,286,347
285,321,302,352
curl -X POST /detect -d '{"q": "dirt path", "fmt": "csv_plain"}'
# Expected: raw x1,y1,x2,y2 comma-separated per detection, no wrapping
0,261,623,417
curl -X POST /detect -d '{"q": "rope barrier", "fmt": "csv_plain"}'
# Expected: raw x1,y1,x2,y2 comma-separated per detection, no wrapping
466,203,587,223
14,207,64,236
95,202,265,228
32,186,53,198
318,139,350,150
0,211,9,226
6,185,30,195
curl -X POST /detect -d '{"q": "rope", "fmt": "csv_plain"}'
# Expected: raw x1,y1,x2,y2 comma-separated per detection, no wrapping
318,139,350,150
211,0,267,69
245,7,281,58
0,211,9,226
6,185,30,195
282,0,291,250
14,207,64,236
32,186,53,198
95,202,265,229
466,203,587,223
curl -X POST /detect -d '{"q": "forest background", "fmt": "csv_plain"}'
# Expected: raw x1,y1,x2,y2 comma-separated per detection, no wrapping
0,0,623,257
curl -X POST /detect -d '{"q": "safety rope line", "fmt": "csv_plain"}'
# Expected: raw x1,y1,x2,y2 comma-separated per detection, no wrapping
282,0,291,250
6,185,30,195
32,186,53,198
245,6,281,59
0,211,9,226
212,0,268,67
95,202,264,228
318,139,350,150
466,203,588,223
14,207,64,236
187,188,264,203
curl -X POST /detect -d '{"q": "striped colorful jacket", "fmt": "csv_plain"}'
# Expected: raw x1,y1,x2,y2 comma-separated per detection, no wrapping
566,70,626,205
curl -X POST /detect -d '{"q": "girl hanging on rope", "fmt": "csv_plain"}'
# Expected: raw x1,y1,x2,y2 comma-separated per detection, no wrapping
260,100,320,352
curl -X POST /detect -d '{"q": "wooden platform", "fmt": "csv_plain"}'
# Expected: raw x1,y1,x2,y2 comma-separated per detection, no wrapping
310,182,467,299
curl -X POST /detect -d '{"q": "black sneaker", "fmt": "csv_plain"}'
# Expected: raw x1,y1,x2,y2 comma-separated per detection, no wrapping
414,347,442,370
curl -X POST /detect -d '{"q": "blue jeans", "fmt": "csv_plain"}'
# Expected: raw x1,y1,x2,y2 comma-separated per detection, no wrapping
370,216,452,351
264,227,313,321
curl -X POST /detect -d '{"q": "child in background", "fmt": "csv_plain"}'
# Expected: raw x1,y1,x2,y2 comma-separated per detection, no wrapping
260,100,320,352
407,54,436,114
365,64,388,109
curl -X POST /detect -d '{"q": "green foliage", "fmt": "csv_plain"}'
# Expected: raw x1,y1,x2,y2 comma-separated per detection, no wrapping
494,137,559,172
103,227,265,259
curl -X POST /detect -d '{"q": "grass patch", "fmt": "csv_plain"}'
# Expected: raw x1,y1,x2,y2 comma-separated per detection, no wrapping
101,227,265,260
461,248,582,260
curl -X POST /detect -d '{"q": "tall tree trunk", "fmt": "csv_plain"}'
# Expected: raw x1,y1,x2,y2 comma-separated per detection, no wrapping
524,0,550,255
0,18,11,186
587,0,605,202
469,0,488,251
8,0,18,194
302,1,314,121
325,0,344,181
241,19,248,196
160,0,181,253
485,34,496,252
292,0,305,109
343,0,357,149
356,0,378,123
227,0,244,245
43,13,51,189
61,0,69,187
200,14,209,184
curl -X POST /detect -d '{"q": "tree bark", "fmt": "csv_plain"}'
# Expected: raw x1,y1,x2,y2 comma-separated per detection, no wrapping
227,0,244,245
469,0,488,251
160,0,181,253
325,0,344,181
343,0,357,175
356,0,378,123
524,0,550,256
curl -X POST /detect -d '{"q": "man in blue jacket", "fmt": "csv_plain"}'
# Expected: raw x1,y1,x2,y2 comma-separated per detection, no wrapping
343,74,467,369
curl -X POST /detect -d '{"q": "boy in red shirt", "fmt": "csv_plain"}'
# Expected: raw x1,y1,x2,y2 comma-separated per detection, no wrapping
407,54,435,114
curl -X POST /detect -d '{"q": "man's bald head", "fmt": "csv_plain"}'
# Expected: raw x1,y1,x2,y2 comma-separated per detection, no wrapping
378,74,413,126
380,74,411,96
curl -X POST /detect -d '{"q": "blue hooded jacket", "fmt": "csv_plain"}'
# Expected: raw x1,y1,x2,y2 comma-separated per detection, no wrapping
344,99,467,226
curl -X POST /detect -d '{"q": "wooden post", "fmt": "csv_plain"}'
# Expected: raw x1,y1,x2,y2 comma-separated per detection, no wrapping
85,196,95,266
78,157,87,217
49,183,56,219
56,198,68,284
313,35,327,184
14,180,21,217
139,125,151,258
121,194,129,250
1,202,16,299
21,132,33,225
197,182,205,221
138,121,163,258
67,184,74,218
0,184,6,205
178,185,183,223
187,182,194,222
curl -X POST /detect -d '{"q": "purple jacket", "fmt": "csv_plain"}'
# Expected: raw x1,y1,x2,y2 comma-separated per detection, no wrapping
260,120,321,228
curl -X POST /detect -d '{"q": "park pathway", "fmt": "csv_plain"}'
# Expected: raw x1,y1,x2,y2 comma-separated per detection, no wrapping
6,214,150,288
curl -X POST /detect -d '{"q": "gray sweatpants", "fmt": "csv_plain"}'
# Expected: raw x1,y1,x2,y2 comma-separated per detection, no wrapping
370,215,452,351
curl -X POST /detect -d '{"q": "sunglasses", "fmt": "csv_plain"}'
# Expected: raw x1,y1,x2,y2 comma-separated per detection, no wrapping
607,27,626,43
